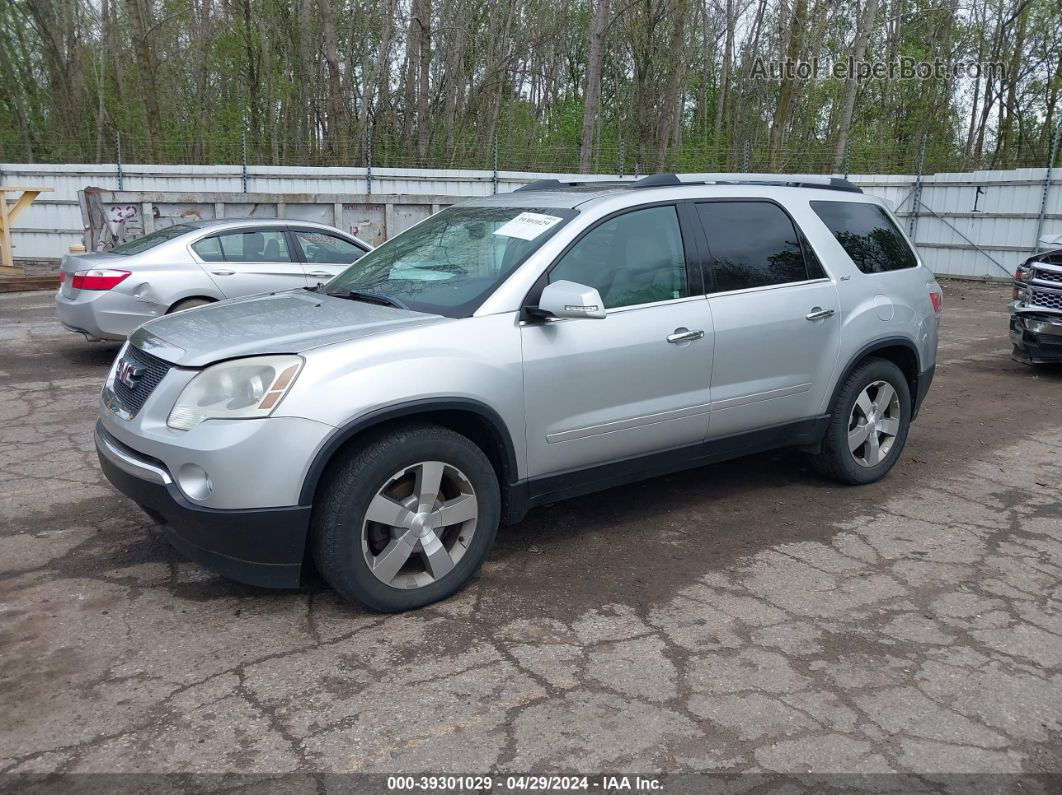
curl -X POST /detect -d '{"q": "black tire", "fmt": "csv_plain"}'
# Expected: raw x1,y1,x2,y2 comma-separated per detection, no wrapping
310,423,501,612
811,357,912,485
167,297,214,313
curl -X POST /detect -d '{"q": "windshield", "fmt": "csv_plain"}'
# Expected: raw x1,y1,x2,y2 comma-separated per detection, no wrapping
110,223,196,255
324,205,576,317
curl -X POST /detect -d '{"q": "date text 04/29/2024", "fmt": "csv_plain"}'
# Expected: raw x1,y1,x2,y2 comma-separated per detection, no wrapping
386,775,664,791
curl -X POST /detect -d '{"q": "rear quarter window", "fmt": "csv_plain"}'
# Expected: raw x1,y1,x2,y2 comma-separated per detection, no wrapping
811,201,917,273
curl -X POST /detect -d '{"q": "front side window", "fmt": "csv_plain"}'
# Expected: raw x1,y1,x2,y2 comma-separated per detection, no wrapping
198,230,292,263
697,201,809,292
811,201,917,273
110,223,196,255
294,231,366,264
326,205,576,317
549,205,688,309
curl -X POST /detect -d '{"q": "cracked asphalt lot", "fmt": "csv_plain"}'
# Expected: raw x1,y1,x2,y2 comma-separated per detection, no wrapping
1,282,1061,782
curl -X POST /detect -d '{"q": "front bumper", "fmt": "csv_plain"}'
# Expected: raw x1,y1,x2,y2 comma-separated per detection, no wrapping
55,288,162,341
95,421,310,588
1010,312,1062,364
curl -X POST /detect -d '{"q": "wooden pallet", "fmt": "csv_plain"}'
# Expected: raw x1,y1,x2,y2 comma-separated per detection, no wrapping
0,273,59,293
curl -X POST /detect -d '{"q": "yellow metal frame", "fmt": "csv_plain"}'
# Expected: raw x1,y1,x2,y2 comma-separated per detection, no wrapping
0,187,53,272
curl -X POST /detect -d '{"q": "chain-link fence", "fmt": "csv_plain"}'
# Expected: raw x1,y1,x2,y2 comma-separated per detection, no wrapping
3,129,1058,179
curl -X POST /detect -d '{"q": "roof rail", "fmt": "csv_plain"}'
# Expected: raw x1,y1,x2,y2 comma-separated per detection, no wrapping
631,173,862,193
513,178,631,192
513,173,863,194
631,173,683,188
514,179,565,192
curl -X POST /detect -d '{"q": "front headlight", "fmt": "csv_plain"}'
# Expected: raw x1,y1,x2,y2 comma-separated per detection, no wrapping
167,355,303,431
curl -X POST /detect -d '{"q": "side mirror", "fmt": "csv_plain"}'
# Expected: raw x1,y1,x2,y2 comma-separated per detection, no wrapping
534,280,607,320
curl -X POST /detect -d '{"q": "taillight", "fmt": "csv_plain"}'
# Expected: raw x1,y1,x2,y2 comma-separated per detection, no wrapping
71,269,131,290
59,272,66,283
929,289,943,314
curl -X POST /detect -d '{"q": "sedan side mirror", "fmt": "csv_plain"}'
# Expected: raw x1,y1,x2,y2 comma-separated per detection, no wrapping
533,280,607,320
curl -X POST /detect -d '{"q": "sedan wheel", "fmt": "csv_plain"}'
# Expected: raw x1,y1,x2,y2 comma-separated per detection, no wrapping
362,461,479,589
847,380,902,467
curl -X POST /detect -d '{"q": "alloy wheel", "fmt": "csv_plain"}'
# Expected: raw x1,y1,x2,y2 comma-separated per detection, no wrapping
361,461,479,589
847,380,901,467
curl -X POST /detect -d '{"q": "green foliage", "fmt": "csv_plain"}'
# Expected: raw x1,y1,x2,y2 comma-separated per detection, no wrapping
0,0,1058,173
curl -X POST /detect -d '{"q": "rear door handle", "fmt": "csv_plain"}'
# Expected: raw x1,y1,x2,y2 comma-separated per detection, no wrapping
211,269,235,276
666,328,704,344
307,270,333,279
806,307,835,320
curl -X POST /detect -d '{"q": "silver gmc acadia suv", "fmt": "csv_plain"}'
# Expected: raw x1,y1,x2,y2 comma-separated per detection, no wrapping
94,174,942,612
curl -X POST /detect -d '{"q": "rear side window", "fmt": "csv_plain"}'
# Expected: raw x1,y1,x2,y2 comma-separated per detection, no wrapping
191,237,224,262
811,201,917,273
194,230,293,263
697,201,811,292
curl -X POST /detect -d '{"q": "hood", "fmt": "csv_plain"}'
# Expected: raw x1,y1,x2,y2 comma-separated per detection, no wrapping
131,290,449,367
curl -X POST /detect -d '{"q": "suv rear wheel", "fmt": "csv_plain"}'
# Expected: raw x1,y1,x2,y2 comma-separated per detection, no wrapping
311,423,500,612
812,357,911,485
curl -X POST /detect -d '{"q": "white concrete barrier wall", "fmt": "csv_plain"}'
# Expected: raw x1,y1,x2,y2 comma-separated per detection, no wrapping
2,162,1059,279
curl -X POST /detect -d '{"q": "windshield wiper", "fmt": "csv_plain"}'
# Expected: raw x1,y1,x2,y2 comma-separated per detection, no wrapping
328,289,407,310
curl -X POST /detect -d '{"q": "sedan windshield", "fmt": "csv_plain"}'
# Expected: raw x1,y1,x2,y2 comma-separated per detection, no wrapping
325,205,576,317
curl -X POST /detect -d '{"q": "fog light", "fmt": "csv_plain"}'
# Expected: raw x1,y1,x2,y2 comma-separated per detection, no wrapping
177,463,213,501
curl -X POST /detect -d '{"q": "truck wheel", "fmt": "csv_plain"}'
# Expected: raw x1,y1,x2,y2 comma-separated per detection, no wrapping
811,357,912,485
311,423,500,612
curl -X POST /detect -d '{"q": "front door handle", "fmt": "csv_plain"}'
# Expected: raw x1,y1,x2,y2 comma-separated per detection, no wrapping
806,307,835,321
666,328,705,344
307,270,333,278
211,269,235,276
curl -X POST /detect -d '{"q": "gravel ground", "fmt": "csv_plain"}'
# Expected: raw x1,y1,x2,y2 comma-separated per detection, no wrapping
1,281,1060,788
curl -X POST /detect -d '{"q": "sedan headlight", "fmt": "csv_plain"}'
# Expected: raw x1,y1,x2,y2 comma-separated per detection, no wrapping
167,355,303,431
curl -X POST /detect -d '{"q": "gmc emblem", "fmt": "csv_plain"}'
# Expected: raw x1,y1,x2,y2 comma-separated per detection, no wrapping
117,359,144,390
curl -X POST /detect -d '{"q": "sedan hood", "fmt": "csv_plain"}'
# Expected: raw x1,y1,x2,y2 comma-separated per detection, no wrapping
132,290,449,367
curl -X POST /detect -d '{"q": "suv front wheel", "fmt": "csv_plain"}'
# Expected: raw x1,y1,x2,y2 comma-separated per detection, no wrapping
812,357,912,485
311,423,501,612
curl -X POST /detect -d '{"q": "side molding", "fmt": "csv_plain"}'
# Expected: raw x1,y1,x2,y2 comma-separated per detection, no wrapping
506,416,830,524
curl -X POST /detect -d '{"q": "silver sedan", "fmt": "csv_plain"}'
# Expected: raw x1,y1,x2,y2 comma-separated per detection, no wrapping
56,218,372,341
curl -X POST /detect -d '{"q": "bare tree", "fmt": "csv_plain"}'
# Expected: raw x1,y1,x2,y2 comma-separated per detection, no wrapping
832,0,879,172
579,0,610,172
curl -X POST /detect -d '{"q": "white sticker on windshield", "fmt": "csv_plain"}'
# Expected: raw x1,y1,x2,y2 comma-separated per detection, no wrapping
493,212,563,241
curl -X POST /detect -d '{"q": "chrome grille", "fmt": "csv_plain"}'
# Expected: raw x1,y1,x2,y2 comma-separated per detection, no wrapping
111,345,173,416
1032,268,1062,285
1029,288,1062,311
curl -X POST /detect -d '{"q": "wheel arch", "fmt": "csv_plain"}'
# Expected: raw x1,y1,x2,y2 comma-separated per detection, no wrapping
299,399,519,510
828,337,921,418
166,295,218,313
